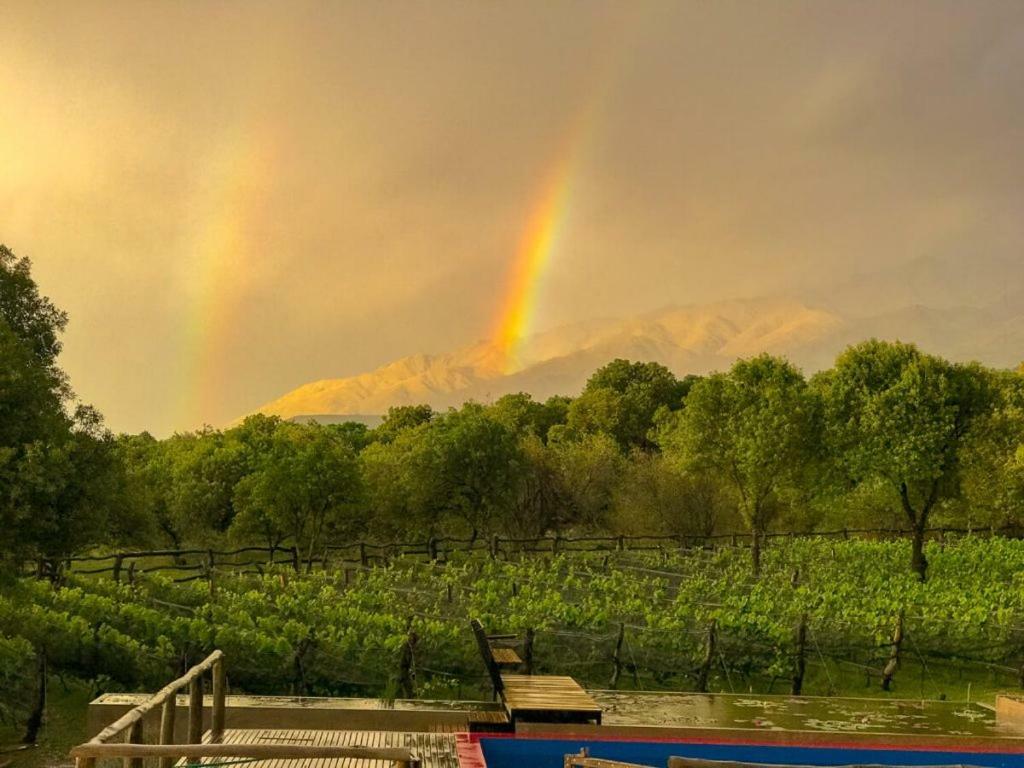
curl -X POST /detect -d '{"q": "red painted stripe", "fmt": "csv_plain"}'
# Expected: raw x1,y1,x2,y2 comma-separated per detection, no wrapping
456,733,489,768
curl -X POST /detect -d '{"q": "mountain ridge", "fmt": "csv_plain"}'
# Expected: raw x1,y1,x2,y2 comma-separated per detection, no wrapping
249,253,1024,423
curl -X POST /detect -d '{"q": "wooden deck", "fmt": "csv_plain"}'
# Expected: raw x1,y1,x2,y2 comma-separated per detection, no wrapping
195,729,459,768
499,674,602,725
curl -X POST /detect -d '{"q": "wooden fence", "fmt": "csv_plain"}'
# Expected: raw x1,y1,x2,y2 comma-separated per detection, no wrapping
35,525,1023,583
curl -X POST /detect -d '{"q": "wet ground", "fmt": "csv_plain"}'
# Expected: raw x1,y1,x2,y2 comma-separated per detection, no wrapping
591,690,1017,737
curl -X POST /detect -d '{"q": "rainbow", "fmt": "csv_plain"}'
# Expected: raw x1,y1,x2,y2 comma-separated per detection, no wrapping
491,106,600,375
180,128,275,430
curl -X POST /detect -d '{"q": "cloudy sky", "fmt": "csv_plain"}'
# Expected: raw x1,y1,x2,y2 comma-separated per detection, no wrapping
2,0,1022,434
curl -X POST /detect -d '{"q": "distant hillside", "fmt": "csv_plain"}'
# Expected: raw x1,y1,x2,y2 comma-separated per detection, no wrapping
250,288,1024,422
247,250,1024,423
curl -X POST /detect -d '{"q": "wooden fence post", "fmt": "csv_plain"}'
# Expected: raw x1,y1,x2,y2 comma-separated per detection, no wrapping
207,549,217,596
158,696,176,768
188,675,204,745
359,542,368,568
609,623,625,689
881,612,904,691
427,537,438,561
113,554,124,584
490,534,500,559
211,658,226,743
290,546,300,573
696,619,717,692
791,613,808,695
127,718,144,768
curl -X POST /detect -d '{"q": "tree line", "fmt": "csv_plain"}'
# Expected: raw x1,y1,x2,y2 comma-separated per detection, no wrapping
3,244,1024,581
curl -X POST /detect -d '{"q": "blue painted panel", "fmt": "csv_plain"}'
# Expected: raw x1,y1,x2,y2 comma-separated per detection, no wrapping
478,738,1024,768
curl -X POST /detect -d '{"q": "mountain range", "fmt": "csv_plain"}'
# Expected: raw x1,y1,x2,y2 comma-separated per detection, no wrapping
252,254,1024,423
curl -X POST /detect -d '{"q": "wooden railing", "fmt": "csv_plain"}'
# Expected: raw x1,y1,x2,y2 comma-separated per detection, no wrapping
70,650,420,768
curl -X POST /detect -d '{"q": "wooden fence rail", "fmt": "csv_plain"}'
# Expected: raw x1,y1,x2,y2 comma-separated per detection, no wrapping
33,525,1024,583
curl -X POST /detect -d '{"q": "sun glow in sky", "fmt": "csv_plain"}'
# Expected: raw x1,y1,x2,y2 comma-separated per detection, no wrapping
2,1,1023,434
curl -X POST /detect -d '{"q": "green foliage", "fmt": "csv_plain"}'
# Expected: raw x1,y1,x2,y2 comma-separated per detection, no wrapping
0,634,35,724
610,452,732,537
6,538,1024,701
1,247,130,561
659,355,820,570
374,405,434,443
816,340,1000,579
232,423,363,559
566,359,685,450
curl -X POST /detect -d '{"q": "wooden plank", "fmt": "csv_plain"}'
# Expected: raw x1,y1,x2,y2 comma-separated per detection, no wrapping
185,728,457,768
499,674,601,724
491,648,522,666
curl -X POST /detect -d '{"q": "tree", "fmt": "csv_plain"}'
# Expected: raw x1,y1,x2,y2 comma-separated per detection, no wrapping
488,393,570,441
566,359,686,450
373,405,434,443
14,407,133,562
232,423,363,564
360,421,440,539
368,404,523,540
611,452,730,538
816,340,998,581
958,371,1024,530
548,432,625,531
659,355,819,573
1,246,127,564
425,404,523,538
508,435,565,538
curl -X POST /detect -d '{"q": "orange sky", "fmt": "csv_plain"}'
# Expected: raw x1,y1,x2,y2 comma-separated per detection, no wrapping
1,0,1023,434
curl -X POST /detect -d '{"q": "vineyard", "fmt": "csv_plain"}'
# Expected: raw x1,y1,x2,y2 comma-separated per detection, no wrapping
4,536,1024,729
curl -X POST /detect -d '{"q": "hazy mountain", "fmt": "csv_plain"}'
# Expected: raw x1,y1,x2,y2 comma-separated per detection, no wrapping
250,253,1024,424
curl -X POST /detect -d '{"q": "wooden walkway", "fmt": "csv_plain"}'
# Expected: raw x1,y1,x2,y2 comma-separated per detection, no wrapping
499,675,602,725
196,729,459,768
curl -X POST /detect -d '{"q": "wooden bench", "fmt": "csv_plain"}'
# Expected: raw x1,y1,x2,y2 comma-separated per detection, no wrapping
470,618,523,697
469,619,602,725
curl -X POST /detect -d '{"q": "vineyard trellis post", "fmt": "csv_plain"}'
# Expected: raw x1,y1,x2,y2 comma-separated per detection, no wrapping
397,627,418,698
609,623,625,689
697,619,717,692
792,613,807,695
881,611,904,691
522,627,535,675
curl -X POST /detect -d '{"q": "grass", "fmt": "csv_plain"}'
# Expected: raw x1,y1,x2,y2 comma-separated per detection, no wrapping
1,678,91,768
